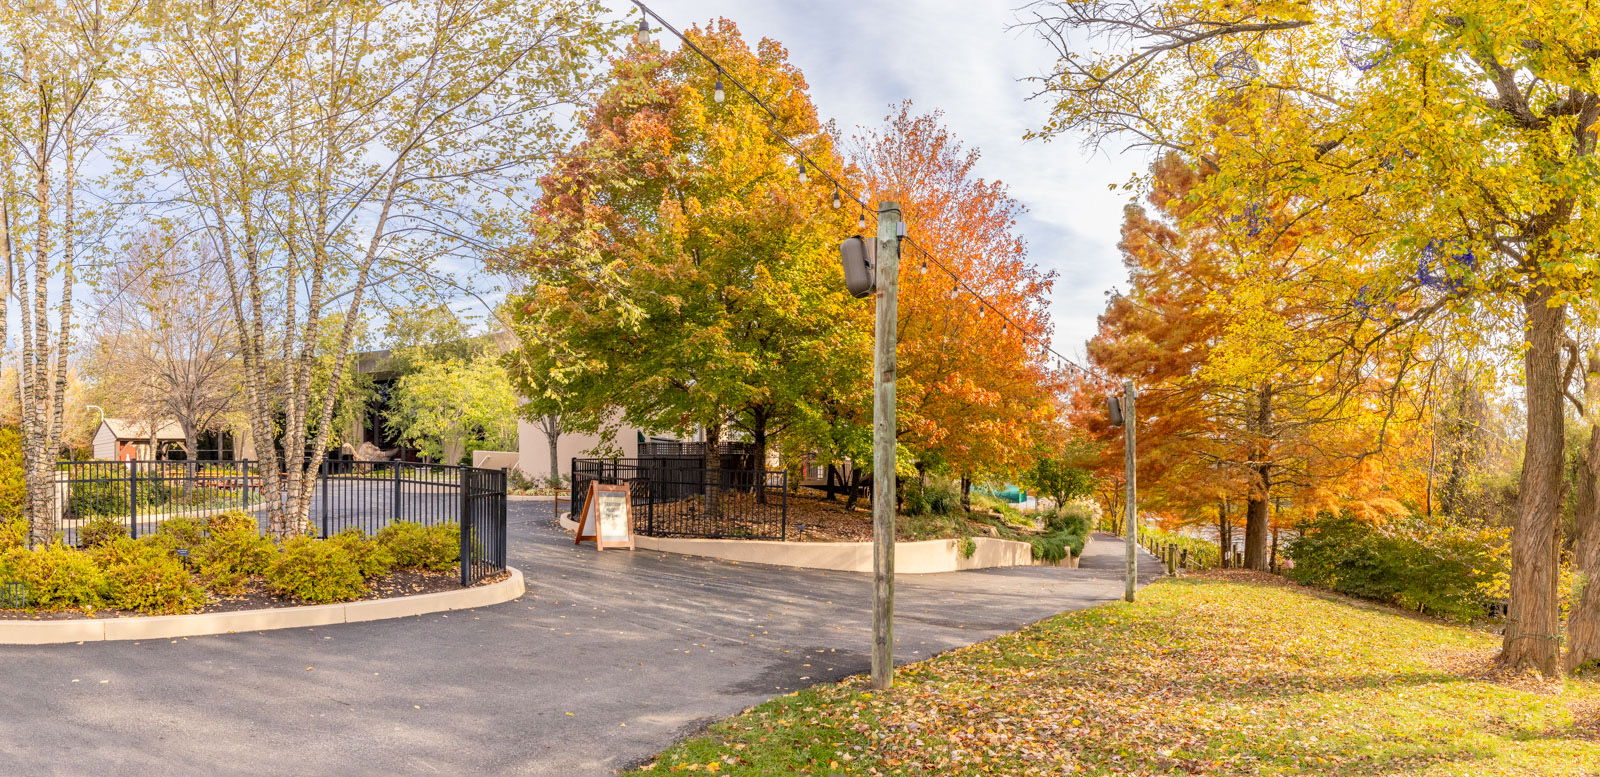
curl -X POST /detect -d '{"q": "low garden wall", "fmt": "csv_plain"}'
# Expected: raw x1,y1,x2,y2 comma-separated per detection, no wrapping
557,512,1066,573
0,567,524,645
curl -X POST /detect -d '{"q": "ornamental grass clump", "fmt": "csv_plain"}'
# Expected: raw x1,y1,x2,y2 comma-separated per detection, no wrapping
93,537,206,615
1030,505,1094,563
266,536,366,603
376,521,458,573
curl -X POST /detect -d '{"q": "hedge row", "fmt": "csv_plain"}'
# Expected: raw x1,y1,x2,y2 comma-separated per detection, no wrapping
0,512,460,614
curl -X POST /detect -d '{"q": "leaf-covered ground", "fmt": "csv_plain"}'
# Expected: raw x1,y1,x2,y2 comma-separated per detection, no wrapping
626,572,1600,776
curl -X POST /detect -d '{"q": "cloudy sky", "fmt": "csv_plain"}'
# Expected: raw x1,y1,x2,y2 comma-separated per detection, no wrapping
622,0,1152,357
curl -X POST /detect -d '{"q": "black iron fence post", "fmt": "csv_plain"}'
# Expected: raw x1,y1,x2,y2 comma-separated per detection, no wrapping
391,463,402,524
780,471,788,540
128,461,139,539
458,468,471,587
320,460,330,538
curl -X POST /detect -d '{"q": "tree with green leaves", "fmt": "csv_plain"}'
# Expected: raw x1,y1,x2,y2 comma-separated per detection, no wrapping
388,354,517,465
1021,448,1095,511
508,19,868,491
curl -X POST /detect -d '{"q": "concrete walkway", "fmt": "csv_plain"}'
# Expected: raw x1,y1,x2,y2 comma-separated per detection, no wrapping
0,501,1163,776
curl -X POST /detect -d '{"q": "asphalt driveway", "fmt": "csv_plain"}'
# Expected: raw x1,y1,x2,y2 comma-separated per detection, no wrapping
0,499,1162,776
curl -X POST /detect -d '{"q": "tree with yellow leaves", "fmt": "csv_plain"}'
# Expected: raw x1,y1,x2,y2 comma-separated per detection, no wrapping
1024,0,1600,674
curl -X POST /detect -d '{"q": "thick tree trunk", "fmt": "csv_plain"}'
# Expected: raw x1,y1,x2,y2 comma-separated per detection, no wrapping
1218,500,1230,565
702,421,722,517
960,475,972,512
1501,289,1565,676
1243,382,1274,571
824,464,838,502
1244,496,1270,571
845,462,864,511
750,409,769,505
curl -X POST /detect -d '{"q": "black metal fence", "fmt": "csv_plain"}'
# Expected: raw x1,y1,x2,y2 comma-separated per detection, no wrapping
572,457,788,540
54,460,507,585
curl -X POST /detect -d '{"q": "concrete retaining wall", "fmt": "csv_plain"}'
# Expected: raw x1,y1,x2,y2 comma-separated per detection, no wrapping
557,513,1064,573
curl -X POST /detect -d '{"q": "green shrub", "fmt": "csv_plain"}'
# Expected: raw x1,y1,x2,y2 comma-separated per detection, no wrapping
377,521,459,573
1045,505,1095,536
206,510,257,536
1027,505,1095,563
79,516,129,548
958,536,977,559
0,427,22,521
191,527,277,595
903,479,961,517
329,528,395,578
155,516,207,548
8,544,106,610
0,517,27,551
1030,528,1085,563
266,536,367,603
1286,514,1508,623
94,537,206,615
924,481,960,516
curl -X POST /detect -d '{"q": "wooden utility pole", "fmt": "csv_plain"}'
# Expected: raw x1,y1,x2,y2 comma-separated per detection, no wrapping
871,201,902,690
1122,379,1138,602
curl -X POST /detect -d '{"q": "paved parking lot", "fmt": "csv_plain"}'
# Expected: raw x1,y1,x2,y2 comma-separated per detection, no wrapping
0,499,1160,776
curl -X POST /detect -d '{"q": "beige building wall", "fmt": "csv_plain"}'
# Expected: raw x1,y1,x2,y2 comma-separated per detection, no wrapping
515,420,643,482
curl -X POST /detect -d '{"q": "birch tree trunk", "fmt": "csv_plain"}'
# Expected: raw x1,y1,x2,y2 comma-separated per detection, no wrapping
131,0,614,537
0,5,127,544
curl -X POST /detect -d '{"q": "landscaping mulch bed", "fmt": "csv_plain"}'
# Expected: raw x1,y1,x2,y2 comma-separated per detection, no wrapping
785,489,1042,543
0,568,493,621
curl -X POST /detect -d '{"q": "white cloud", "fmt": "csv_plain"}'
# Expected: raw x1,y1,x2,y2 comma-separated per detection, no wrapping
627,0,1151,355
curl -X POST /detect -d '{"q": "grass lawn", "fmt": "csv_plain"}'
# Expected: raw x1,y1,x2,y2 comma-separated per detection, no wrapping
626,572,1600,776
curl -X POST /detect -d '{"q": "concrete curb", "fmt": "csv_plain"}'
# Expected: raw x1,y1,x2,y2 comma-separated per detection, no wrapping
556,512,1063,573
0,567,525,645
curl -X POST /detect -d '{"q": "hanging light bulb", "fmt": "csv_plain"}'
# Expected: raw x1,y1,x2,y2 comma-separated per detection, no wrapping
635,16,650,45
832,187,841,209
857,212,866,230
713,72,725,103
918,258,927,274
1002,322,1009,334
797,159,808,183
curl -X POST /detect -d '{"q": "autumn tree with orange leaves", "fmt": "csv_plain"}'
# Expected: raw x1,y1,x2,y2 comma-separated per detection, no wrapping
1073,155,1431,569
851,103,1065,497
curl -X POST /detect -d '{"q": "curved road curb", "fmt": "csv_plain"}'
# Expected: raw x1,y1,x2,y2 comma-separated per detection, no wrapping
0,567,525,645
